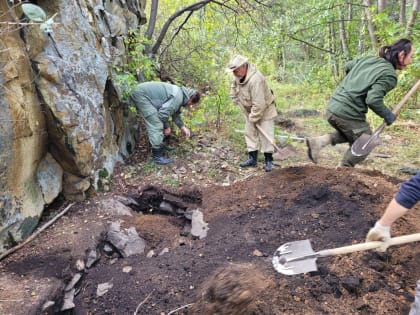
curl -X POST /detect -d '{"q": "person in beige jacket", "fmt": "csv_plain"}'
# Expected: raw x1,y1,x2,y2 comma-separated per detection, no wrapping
227,55,278,171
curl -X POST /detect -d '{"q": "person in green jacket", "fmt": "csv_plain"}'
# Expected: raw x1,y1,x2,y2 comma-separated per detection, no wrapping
129,82,201,165
306,38,414,167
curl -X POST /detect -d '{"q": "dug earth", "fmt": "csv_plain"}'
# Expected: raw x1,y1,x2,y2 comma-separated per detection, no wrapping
0,165,419,315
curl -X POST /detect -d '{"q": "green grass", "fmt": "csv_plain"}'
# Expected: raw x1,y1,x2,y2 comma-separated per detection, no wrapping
271,82,331,112
139,161,158,175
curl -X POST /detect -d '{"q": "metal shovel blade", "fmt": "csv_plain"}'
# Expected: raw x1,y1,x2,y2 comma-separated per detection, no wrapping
351,132,381,157
272,239,318,275
273,146,297,161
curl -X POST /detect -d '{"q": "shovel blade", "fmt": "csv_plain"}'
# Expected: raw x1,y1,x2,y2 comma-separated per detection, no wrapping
351,133,381,157
272,239,318,275
273,146,297,161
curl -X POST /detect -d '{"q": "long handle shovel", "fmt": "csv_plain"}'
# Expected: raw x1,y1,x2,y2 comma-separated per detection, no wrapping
351,79,420,157
255,124,296,160
272,233,420,275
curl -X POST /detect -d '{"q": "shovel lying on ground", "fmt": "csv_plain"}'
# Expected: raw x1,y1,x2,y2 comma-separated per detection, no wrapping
351,79,420,157
272,233,420,275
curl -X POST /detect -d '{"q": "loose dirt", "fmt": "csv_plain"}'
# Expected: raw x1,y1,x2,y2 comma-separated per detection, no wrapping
1,119,419,315
1,160,419,315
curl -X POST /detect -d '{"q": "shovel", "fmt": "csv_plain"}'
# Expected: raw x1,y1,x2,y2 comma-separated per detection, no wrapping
351,79,420,157
272,233,420,275
236,102,296,161
255,124,297,160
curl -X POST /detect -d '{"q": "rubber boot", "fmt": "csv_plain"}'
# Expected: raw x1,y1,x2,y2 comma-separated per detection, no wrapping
264,153,273,172
161,144,176,152
240,151,258,167
152,148,173,165
306,134,332,163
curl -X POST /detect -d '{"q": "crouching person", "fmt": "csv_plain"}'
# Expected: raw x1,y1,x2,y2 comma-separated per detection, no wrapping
129,81,201,165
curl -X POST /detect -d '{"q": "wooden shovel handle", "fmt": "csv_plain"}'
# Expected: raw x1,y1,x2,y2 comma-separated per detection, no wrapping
255,124,282,152
354,79,420,152
392,79,420,116
318,233,420,257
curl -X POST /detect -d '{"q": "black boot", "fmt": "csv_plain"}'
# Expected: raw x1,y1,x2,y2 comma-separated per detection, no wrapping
240,151,258,167
161,144,176,152
264,153,273,172
152,148,173,165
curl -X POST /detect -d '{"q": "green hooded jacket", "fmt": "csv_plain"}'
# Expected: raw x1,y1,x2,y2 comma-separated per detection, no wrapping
327,56,397,121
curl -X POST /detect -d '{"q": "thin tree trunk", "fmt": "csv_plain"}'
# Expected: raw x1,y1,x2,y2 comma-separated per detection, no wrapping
328,22,339,81
378,0,387,12
281,46,286,81
406,0,419,36
347,1,352,20
151,0,212,56
144,0,159,56
145,0,158,40
363,0,378,50
338,6,350,58
400,0,406,24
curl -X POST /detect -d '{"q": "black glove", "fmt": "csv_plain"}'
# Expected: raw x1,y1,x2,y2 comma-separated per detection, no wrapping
384,109,396,126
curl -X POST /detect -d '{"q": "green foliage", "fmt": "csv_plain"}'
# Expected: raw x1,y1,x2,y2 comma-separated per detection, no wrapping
113,30,157,102
372,13,404,43
22,3,47,22
98,168,109,178
182,79,241,133
272,83,330,112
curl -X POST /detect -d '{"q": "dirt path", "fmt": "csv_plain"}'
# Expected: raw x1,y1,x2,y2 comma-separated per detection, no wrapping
1,163,419,315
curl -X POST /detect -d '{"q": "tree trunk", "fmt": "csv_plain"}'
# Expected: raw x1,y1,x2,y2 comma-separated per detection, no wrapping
406,0,419,36
400,0,406,24
281,46,286,81
338,6,350,58
378,0,387,12
150,0,212,56
347,1,352,20
363,0,378,50
328,22,339,81
145,0,159,41
144,0,159,56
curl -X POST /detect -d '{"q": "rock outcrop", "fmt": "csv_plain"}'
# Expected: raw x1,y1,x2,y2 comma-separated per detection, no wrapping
0,0,147,252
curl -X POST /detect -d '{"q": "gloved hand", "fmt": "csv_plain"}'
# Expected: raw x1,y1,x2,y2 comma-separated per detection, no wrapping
366,221,391,252
384,109,396,126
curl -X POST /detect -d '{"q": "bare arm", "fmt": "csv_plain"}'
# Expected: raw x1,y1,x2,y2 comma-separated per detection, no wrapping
377,198,409,227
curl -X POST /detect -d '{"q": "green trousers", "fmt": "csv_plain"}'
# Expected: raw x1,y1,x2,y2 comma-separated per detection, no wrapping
130,94,164,149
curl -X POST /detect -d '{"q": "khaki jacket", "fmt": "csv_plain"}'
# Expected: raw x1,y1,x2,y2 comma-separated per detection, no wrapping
229,64,278,123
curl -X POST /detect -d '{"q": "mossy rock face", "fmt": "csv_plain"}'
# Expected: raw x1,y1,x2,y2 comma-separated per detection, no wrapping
17,216,40,240
0,198,40,253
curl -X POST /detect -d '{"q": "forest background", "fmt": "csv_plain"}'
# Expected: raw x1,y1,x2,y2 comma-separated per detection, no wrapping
116,0,420,176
